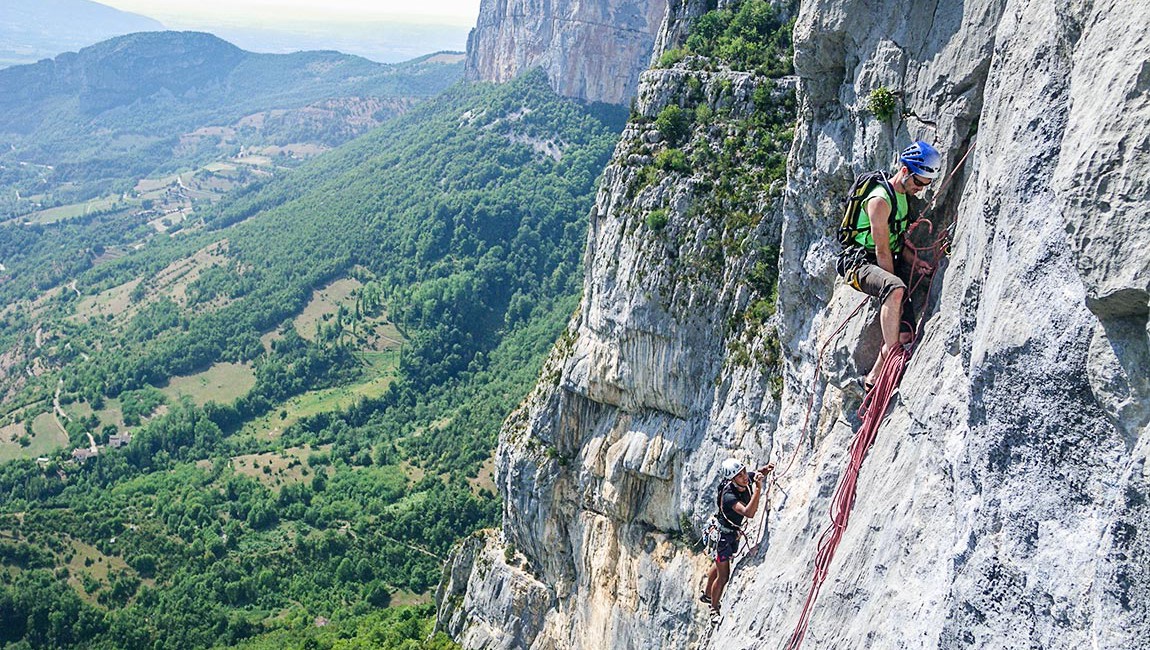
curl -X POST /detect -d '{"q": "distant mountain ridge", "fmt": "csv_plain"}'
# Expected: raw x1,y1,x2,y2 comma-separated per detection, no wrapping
0,0,164,68
0,31,449,131
0,30,463,210
0,31,247,120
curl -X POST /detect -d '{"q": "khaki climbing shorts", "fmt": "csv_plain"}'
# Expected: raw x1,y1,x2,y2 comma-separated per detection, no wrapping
852,262,906,305
837,250,917,334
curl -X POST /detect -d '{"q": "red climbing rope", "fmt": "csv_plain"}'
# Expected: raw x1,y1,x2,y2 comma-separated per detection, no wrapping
778,139,976,649
783,343,909,650
743,296,868,561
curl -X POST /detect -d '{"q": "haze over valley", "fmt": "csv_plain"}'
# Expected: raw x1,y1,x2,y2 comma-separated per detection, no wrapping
1,0,474,68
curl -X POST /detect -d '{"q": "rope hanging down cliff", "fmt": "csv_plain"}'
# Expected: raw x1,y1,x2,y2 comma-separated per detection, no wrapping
766,141,975,650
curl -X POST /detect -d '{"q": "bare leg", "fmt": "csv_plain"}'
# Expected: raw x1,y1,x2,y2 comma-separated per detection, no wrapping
709,560,731,613
865,287,905,386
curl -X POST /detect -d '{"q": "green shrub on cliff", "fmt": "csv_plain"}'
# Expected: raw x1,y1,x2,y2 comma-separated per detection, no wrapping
685,0,795,76
655,104,692,145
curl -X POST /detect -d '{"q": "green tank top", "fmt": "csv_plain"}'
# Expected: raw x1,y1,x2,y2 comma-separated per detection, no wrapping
853,184,908,253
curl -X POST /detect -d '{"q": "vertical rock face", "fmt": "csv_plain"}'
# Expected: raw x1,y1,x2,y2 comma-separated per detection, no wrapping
440,0,1150,648
464,0,669,105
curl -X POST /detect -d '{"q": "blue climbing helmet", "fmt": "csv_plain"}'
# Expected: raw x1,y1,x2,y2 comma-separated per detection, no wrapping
899,140,942,179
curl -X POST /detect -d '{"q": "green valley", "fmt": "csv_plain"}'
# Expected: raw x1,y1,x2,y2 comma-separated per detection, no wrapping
0,31,464,223
0,37,625,646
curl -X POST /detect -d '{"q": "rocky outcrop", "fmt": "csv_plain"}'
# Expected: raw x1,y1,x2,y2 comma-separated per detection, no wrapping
439,39,793,642
440,0,1150,648
437,531,556,649
464,0,669,105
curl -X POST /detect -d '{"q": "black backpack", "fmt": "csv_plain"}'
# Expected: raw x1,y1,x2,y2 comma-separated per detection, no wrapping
837,171,897,249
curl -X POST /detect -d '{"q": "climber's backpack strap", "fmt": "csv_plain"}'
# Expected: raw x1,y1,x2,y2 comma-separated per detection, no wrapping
837,170,896,248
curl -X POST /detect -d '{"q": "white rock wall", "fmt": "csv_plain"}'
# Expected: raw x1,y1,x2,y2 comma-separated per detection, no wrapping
439,0,1150,648
464,0,669,105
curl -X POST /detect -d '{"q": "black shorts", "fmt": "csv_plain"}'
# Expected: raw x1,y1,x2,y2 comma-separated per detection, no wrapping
715,530,739,563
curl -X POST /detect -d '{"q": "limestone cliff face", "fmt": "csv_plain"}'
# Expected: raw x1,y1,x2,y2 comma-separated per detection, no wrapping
440,0,1150,648
464,0,669,104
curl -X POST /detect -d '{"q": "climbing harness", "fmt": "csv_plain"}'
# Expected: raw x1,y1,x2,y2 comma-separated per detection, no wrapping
700,514,721,557
716,480,753,549
834,246,869,292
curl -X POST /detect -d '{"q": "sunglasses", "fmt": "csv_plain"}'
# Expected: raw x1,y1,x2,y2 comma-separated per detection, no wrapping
909,174,933,187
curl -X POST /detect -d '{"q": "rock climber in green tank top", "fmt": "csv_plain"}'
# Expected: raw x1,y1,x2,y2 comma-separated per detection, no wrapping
839,141,941,391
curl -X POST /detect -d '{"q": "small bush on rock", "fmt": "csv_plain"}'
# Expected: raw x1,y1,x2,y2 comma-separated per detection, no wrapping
655,105,692,146
867,87,898,120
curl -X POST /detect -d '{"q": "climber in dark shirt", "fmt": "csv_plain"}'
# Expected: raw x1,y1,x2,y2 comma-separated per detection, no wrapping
702,457,773,624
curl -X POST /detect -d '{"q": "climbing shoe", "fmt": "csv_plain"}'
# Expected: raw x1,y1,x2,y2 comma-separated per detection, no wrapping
699,592,711,604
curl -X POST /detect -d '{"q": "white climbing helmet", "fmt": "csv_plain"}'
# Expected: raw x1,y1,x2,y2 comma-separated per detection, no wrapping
720,458,746,480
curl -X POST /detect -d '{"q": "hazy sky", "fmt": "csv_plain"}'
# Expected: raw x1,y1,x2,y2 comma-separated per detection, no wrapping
98,0,483,27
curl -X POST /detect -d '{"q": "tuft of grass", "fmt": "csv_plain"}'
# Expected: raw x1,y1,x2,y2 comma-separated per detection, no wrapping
657,48,688,68
867,87,898,120
654,149,690,173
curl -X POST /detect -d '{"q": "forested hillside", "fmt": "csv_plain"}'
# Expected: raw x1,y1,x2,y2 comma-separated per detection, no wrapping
0,69,625,648
0,31,463,218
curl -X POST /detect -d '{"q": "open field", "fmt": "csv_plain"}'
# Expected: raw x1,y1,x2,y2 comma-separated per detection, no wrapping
247,143,328,158
232,154,274,167
295,277,362,340
135,173,183,194
398,459,425,484
389,589,433,606
229,445,321,491
202,162,238,173
64,537,133,605
238,353,399,441
71,279,140,325
0,529,135,606
0,421,62,462
293,277,404,351
91,246,130,267
66,400,125,433
151,241,230,306
363,319,404,352
0,422,24,443
468,457,497,495
260,329,284,353
0,412,72,461
74,242,232,327
160,362,256,406
19,196,126,225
